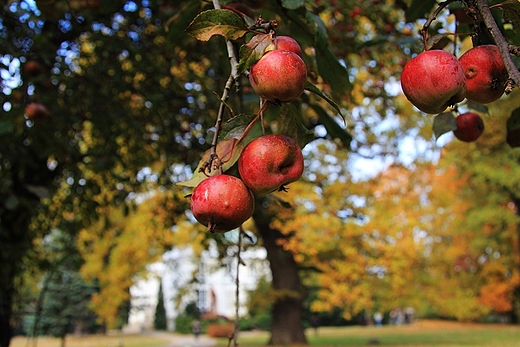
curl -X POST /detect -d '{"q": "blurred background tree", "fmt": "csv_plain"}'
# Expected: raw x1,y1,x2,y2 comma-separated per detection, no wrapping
1,0,519,347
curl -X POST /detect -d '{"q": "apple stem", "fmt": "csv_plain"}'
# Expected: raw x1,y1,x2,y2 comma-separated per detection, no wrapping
473,0,520,92
208,222,217,233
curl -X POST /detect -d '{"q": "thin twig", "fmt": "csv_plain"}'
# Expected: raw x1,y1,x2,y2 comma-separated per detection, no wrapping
420,0,458,50
205,0,241,174
475,0,520,93
233,227,244,347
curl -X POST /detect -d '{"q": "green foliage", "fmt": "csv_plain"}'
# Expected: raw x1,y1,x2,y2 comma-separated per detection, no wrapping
174,301,202,334
238,312,272,331
154,282,167,331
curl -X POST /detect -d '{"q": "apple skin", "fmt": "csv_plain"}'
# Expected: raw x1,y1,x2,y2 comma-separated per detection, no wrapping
249,50,307,104
190,174,254,233
453,112,484,142
238,134,304,196
275,36,303,57
25,102,50,122
401,50,466,114
458,45,508,104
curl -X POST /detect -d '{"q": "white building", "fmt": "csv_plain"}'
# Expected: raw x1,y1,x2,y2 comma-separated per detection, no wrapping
124,238,270,332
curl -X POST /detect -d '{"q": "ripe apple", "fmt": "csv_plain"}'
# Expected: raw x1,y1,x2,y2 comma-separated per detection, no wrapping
249,50,307,104
401,50,466,114
190,174,254,233
458,45,508,104
453,112,484,142
275,36,302,57
25,102,50,122
238,134,304,196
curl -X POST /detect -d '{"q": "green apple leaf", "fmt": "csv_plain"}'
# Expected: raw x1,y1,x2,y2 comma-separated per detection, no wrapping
310,12,352,98
220,113,263,142
278,103,315,149
305,81,347,123
405,0,437,22
433,112,458,140
185,9,248,42
237,33,273,75
307,103,352,149
281,0,305,10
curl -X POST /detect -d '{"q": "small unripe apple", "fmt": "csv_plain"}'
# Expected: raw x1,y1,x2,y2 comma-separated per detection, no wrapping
238,134,304,196
190,174,254,233
458,45,508,104
453,112,484,142
275,36,302,57
401,50,466,114
25,102,50,122
249,50,307,104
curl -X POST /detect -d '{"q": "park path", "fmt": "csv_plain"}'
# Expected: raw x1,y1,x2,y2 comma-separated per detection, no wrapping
144,331,217,347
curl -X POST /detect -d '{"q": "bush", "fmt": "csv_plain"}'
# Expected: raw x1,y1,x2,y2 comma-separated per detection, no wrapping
238,312,271,331
175,315,206,334
206,322,235,338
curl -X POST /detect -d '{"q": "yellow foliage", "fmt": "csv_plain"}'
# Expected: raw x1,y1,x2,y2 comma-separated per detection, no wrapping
77,190,191,327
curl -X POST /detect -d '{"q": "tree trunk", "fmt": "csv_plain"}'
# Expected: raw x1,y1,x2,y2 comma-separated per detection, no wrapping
254,205,307,345
0,290,13,347
1,211,32,347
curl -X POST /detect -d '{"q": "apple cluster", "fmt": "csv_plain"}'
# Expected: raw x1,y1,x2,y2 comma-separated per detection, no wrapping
190,134,304,233
190,35,307,233
400,44,507,143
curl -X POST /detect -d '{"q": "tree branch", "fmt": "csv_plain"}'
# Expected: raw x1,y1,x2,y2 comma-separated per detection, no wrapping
475,0,520,94
203,0,241,174
420,0,459,50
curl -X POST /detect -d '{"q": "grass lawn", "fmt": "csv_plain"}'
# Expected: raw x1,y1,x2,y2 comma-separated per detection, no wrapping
9,320,520,347
217,320,520,347
10,332,171,347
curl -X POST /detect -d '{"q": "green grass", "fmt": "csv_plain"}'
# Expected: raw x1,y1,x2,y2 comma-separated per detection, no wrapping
10,320,520,347
10,333,171,347
217,320,520,347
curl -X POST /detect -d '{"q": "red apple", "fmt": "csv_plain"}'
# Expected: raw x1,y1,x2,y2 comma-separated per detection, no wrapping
401,50,466,114
249,50,307,104
190,174,254,233
25,102,50,122
275,36,302,57
458,45,508,104
453,112,484,142
238,134,304,196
